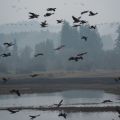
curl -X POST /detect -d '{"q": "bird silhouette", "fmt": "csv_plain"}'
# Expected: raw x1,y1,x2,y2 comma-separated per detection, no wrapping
29,114,40,120
72,16,81,23
34,53,44,57
54,45,65,51
30,74,39,77
81,10,89,15
47,8,56,12
7,108,19,114
77,52,88,56
72,24,81,27
44,13,54,17
89,25,96,29
10,89,21,96
69,56,82,62
56,19,64,24
58,112,67,119
0,53,11,57
89,11,98,16
3,42,15,48
2,77,8,83
54,99,63,107
40,20,48,27
102,100,112,103
29,12,39,19
81,36,88,41
80,20,88,24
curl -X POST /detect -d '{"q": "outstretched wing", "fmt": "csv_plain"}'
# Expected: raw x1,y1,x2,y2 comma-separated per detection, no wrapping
72,16,78,21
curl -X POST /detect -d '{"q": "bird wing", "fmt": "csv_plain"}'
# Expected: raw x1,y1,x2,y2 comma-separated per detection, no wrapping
29,12,35,16
72,16,78,21
78,52,88,56
58,99,63,105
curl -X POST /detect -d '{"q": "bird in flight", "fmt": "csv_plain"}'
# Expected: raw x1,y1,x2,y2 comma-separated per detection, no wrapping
7,108,19,114
47,8,56,12
10,89,21,96
81,10,89,15
69,56,83,62
77,52,88,57
1,77,8,83
56,19,64,24
72,16,81,23
44,13,54,17
81,36,88,41
54,99,63,107
54,45,65,51
29,12,39,19
30,74,39,77
3,42,15,48
89,11,98,16
34,53,44,57
58,112,67,119
29,114,40,120
89,25,96,29
40,20,48,27
80,20,88,24
0,53,11,57
72,24,81,27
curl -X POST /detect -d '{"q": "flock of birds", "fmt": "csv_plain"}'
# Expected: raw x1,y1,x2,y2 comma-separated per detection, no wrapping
7,99,67,119
0,6,120,120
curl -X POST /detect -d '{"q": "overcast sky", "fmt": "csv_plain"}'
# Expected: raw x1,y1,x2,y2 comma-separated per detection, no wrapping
0,0,120,25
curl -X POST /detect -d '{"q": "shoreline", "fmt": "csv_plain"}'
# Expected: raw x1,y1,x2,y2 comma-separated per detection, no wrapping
0,106,120,112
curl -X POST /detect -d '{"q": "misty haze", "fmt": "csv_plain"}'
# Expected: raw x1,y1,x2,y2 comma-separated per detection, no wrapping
0,0,120,120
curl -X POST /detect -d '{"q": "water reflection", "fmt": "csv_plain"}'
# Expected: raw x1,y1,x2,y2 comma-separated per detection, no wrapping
0,90,119,107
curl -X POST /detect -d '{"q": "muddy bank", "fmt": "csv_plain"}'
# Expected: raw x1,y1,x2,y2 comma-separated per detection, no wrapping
0,106,120,112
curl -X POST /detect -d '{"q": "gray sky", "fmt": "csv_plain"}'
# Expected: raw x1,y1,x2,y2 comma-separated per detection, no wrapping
0,0,120,25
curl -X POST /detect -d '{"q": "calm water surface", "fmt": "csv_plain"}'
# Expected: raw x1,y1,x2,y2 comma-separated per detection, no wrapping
0,110,119,120
0,90,120,107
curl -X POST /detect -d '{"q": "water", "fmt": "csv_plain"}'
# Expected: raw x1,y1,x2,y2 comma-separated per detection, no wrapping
0,90,120,107
0,110,119,120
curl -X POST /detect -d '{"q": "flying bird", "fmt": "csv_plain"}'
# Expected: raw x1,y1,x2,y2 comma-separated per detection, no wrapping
54,45,65,51
30,74,39,77
89,25,96,29
72,24,81,27
1,77,8,83
3,42,15,48
68,56,82,62
102,100,113,103
29,114,40,120
34,53,44,57
44,13,54,17
7,108,19,114
89,11,98,16
72,16,81,23
29,12,39,19
54,99,63,107
40,20,48,27
0,53,11,57
56,19,64,24
58,112,67,119
10,89,21,96
81,10,89,15
80,20,88,24
47,8,56,11
81,36,88,41
77,52,88,56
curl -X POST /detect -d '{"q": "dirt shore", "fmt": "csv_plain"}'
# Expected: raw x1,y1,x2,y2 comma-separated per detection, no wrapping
0,71,120,95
